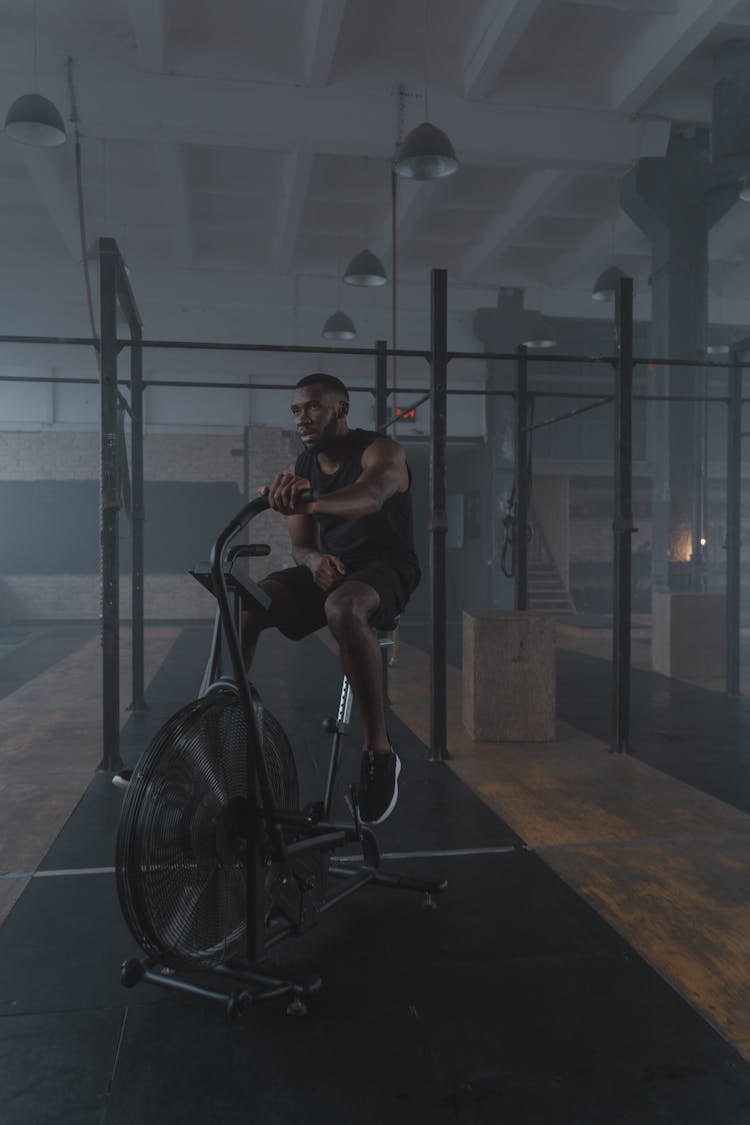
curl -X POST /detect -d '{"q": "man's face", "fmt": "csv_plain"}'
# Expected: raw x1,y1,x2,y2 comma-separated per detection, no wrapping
291,385,346,453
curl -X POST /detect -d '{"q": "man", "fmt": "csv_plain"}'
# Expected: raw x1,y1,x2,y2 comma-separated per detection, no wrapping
243,371,421,825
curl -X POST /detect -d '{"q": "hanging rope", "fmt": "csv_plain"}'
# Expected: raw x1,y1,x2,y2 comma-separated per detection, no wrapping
500,393,535,578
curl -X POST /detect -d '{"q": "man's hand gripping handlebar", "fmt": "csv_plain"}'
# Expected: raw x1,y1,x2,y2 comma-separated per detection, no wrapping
261,474,316,515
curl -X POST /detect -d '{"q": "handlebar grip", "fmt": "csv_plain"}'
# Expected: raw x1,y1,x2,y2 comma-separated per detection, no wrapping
222,487,319,542
227,544,271,561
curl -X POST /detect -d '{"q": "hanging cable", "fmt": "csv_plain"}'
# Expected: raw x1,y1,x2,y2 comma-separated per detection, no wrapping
500,393,536,578
391,167,398,436
392,84,407,438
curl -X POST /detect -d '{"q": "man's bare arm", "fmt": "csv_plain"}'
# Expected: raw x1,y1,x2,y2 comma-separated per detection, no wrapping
263,437,408,520
288,513,318,567
288,512,346,590
309,437,408,519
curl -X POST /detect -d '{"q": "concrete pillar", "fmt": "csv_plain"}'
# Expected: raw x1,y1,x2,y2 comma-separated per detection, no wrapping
621,126,736,590
620,42,750,678
711,40,750,174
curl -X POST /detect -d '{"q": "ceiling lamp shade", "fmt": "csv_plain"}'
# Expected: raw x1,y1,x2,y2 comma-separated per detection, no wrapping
520,311,557,349
393,121,459,180
705,326,730,356
321,310,357,340
591,266,626,302
343,249,387,287
4,93,66,146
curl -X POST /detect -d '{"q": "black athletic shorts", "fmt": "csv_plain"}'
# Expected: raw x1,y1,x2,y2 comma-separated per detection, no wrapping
262,556,419,640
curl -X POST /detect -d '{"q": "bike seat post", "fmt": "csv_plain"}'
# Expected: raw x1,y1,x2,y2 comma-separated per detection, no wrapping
376,616,399,710
323,618,399,820
323,672,354,819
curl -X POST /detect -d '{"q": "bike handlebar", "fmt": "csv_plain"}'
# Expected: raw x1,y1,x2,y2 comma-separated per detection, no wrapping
222,488,317,537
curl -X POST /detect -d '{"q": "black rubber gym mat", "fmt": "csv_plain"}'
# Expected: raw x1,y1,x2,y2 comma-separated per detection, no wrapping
4,623,750,1124
3,854,750,1124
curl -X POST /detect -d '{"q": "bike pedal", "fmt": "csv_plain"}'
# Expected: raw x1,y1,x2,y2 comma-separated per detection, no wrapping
301,800,325,823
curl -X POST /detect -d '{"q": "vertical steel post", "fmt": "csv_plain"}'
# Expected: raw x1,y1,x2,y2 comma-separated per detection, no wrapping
726,348,744,697
612,277,634,753
375,339,388,430
99,240,122,771
375,338,391,701
514,346,529,610
129,321,146,712
239,425,250,503
429,270,448,763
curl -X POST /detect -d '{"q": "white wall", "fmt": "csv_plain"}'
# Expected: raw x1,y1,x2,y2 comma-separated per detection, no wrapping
0,287,492,439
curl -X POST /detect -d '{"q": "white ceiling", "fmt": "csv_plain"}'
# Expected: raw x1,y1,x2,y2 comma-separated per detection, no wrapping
2,0,750,353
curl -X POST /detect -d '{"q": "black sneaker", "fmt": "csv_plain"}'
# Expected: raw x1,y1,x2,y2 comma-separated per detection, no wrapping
359,748,401,826
112,769,133,789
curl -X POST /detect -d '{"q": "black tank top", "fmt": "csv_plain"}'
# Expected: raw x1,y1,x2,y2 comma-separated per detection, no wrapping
295,429,420,581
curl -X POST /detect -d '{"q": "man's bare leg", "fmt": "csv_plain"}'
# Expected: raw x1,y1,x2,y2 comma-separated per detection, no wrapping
325,582,389,754
326,582,400,825
241,579,299,670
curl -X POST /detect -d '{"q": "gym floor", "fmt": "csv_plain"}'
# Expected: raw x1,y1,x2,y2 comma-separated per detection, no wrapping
2,619,750,1123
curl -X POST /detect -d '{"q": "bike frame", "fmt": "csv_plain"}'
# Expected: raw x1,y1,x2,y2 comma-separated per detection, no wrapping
119,496,446,1011
208,493,368,961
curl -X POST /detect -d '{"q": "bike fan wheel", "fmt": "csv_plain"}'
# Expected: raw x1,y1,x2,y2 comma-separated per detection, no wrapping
116,688,298,970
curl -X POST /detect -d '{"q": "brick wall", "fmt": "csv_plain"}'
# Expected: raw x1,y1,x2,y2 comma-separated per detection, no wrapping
0,427,298,621
0,432,99,480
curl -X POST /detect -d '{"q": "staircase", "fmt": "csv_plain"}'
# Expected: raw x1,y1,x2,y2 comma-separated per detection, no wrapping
527,514,576,616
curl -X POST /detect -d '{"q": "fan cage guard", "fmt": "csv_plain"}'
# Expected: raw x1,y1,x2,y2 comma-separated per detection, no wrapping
116,688,299,970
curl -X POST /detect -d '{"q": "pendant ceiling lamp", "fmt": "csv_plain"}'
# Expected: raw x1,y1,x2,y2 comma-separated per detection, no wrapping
520,310,557,349
4,93,66,146
705,325,730,356
393,121,458,180
321,310,357,340
394,0,458,181
343,249,387,287
4,3,66,147
591,266,626,302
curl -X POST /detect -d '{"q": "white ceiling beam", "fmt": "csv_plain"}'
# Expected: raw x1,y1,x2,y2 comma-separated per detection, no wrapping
709,258,750,295
461,171,570,280
709,200,750,266
14,145,84,261
380,180,441,272
462,0,544,99
273,152,315,274
546,214,647,287
634,89,711,125
305,0,348,86
61,69,652,172
125,0,166,73
722,9,750,27
612,0,738,112
561,0,677,10
154,143,192,268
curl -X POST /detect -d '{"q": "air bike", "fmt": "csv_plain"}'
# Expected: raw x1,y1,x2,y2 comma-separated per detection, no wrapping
116,491,447,1018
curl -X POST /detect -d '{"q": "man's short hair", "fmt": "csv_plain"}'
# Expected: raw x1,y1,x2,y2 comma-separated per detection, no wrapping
295,372,349,401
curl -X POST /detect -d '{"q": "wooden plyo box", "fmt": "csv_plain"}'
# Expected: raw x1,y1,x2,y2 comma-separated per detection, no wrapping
462,610,556,742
